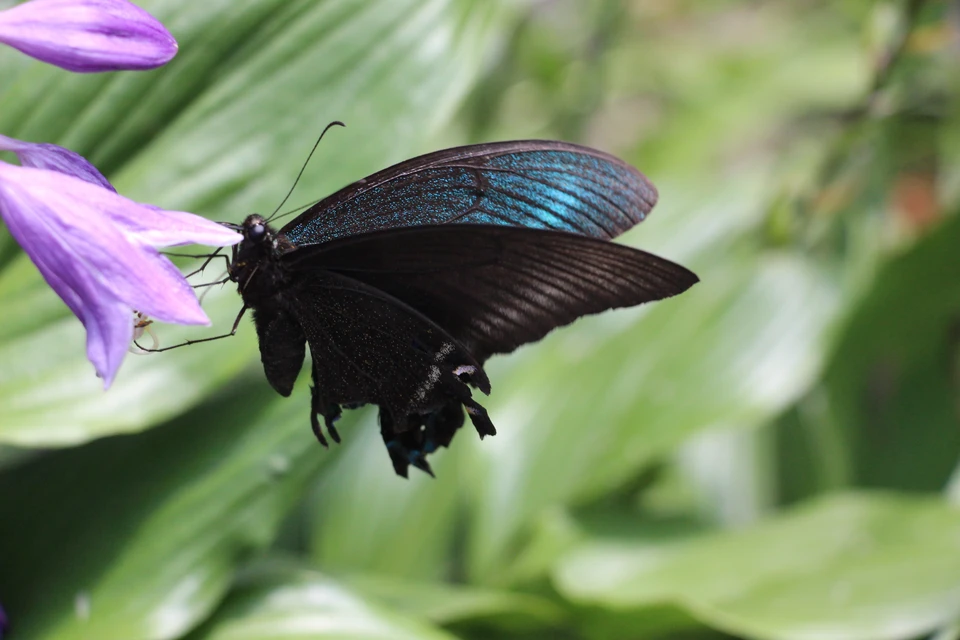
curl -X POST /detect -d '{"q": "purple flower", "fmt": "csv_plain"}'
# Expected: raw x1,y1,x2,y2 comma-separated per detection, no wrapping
0,0,177,73
0,133,115,191
0,156,241,387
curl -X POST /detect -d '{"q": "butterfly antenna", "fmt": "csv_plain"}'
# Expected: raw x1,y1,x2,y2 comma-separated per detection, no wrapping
266,120,345,223
267,196,325,224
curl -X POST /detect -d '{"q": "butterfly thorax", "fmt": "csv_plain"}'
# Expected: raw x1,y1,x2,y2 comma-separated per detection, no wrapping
229,214,296,302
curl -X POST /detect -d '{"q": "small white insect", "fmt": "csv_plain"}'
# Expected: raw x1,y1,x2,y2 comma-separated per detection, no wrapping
128,310,159,354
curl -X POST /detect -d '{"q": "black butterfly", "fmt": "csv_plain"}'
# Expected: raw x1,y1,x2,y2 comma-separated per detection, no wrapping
226,140,698,477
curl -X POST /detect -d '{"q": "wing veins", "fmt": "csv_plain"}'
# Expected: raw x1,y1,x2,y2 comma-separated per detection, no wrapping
477,166,639,230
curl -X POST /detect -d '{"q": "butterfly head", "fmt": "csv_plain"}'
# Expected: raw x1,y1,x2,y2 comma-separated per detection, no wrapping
229,214,294,289
241,214,270,244
236,214,297,254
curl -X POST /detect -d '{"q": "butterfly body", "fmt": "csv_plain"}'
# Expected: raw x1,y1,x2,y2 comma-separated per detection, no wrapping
230,214,494,476
229,141,698,477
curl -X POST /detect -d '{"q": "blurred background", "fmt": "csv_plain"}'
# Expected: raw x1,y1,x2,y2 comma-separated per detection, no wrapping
0,0,959,638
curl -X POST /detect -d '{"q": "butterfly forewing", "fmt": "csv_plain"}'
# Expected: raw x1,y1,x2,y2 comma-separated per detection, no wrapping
281,141,657,245
285,225,698,363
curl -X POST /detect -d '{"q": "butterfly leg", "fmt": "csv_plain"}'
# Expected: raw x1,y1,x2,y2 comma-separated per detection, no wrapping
309,409,329,448
309,402,343,447
326,407,342,444
309,372,342,446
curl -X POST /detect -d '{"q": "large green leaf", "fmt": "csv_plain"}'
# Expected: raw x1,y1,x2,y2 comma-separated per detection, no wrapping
306,417,465,581
778,211,960,502
447,0,875,584
114,0,510,214
0,279,254,446
0,376,342,640
347,573,565,634
555,492,960,640
298,209,842,587
0,0,511,446
462,227,842,583
185,562,457,640
824,211,960,489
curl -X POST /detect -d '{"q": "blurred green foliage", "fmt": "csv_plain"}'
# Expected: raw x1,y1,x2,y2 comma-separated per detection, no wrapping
0,0,958,639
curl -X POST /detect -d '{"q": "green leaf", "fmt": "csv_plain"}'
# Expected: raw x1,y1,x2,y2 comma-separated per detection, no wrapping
347,574,565,633
0,377,338,640
306,420,465,581
185,562,457,640
113,0,511,216
0,0,511,446
555,492,960,640
444,4,878,577
778,211,960,502
464,239,843,583
0,281,253,446
826,212,960,490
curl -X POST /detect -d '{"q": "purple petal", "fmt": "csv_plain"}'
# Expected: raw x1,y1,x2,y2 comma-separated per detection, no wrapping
0,0,178,73
0,134,240,246
0,162,241,386
19,225,133,385
0,134,114,191
108,205,246,248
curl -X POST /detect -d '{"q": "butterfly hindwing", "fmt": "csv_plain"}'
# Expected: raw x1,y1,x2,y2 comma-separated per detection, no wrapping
283,270,493,476
285,225,699,363
281,141,657,245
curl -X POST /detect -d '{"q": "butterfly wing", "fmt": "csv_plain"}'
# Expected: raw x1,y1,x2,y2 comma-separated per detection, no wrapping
285,225,698,363
263,140,689,476
280,141,657,245
283,269,495,477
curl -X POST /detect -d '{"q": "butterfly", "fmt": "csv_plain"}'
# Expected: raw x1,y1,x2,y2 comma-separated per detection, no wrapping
225,140,698,477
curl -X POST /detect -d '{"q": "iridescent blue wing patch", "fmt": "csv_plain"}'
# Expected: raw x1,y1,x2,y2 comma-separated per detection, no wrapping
281,141,657,245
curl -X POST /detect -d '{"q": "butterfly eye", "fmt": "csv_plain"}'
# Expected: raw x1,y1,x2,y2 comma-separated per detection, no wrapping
248,223,266,240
